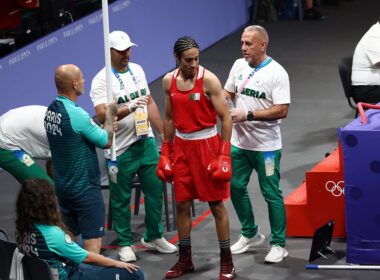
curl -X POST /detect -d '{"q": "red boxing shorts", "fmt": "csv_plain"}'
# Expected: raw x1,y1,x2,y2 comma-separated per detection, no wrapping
173,134,230,202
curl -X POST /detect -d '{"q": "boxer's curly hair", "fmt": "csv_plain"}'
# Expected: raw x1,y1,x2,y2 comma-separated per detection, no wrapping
173,36,199,58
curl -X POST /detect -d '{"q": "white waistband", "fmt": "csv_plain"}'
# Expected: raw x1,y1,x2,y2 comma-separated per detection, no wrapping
176,126,217,140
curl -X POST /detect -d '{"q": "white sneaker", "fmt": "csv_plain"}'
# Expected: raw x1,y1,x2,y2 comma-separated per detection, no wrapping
119,246,137,262
231,228,265,255
141,237,177,253
264,245,288,263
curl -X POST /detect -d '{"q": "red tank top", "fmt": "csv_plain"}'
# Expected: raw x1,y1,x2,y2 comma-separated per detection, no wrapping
170,66,217,133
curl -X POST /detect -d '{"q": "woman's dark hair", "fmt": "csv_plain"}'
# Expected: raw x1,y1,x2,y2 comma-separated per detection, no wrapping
173,36,199,58
16,179,70,244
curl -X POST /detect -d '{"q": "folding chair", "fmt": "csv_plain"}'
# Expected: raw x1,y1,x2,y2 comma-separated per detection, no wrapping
338,56,358,117
23,255,53,280
97,149,172,231
0,228,9,241
0,239,17,280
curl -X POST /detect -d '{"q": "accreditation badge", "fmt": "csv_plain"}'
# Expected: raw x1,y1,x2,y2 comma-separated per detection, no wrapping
134,108,149,139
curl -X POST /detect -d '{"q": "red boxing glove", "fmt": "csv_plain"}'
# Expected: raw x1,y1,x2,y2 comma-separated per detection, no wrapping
156,143,174,182
208,141,232,183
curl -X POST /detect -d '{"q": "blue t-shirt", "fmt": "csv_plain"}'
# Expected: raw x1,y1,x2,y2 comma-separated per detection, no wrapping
45,95,108,198
19,224,88,280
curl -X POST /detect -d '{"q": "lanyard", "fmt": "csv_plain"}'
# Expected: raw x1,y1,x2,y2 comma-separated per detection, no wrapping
238,57,272,94
112,66,141,95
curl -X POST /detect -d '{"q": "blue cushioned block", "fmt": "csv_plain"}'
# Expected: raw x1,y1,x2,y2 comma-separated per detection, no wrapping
340,108,380,264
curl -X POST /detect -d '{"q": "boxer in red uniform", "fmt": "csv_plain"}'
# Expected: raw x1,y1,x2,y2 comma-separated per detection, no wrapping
157,36,234,280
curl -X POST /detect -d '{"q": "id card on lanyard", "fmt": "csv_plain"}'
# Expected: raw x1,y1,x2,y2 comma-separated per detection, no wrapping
112,67,149,140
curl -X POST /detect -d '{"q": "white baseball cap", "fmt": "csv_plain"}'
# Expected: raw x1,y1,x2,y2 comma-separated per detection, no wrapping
109,31,137,51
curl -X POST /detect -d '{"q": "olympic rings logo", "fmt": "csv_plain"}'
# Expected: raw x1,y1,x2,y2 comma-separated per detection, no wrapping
325,181,345,197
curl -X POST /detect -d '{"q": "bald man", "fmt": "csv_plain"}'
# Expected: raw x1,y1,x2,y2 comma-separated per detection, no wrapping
45,64,117,253
223,25,290,263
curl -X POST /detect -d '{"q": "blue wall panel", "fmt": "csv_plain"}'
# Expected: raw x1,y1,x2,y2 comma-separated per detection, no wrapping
0,0,250,115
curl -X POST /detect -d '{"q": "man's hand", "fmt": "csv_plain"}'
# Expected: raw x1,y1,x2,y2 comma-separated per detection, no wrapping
127,96,148,112
230,108,247,123
207,141,232,183
156,142,174,182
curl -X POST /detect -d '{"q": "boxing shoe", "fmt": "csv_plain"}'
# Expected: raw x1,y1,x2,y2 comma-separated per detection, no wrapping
219,247,235,280
165,244,194,278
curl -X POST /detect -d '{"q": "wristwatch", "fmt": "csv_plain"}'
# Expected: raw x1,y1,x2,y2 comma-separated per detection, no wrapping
247,111,254,121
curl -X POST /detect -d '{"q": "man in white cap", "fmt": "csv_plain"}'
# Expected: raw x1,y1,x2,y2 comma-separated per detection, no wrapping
90,30,177,262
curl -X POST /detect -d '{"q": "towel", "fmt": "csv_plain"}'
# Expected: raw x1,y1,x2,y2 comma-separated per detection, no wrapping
9,247,24,280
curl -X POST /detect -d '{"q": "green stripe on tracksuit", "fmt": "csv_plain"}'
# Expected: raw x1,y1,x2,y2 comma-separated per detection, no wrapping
110,138,164,246
230,145,286,247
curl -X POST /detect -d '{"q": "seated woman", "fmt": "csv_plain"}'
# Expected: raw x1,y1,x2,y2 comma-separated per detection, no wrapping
15,178,144,280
